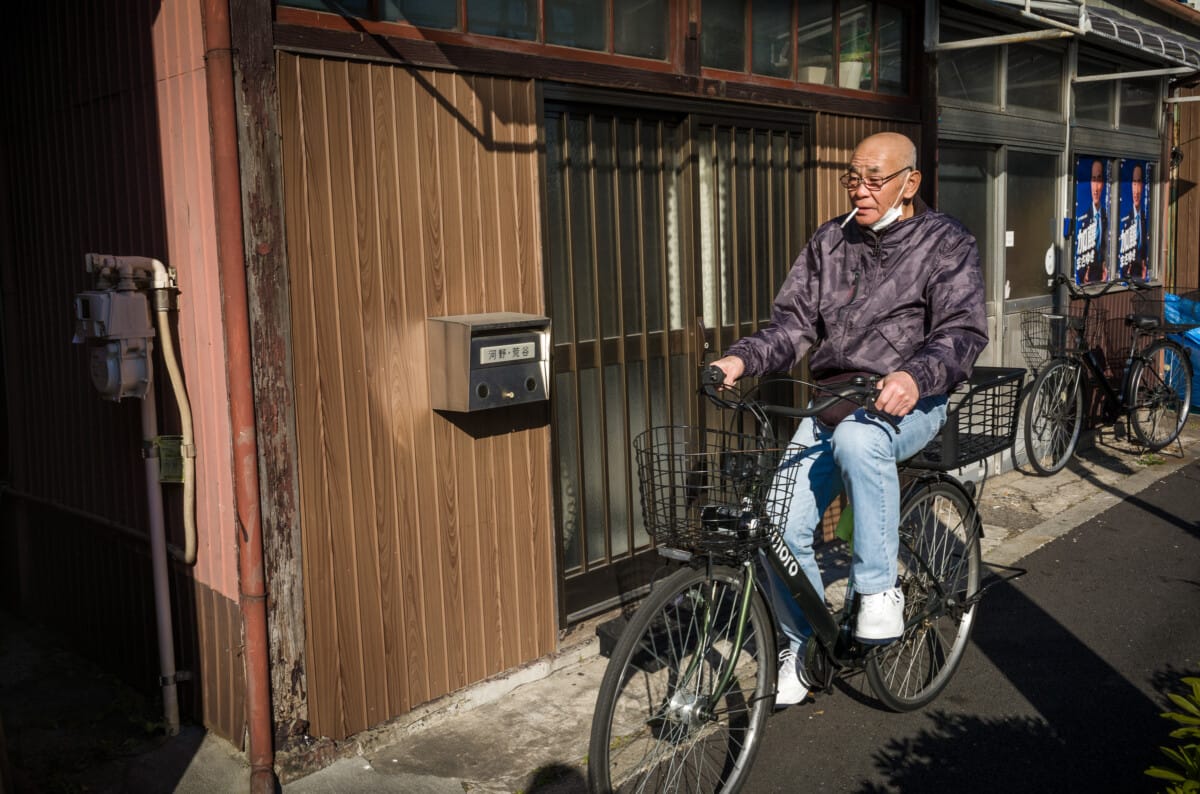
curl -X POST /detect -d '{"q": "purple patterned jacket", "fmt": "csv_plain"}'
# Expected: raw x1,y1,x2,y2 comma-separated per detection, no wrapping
725,198,987,398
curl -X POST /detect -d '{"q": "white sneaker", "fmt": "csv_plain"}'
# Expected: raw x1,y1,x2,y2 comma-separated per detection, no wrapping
775,646,810,707
855,587,905,644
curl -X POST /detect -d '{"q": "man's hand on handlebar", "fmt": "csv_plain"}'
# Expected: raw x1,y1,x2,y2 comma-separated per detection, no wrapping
709,356,746,389
875,371,919,418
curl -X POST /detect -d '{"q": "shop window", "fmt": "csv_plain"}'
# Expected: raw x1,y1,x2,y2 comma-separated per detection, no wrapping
1006,43,1062,116
468,0,538,40
281,0,671,60
752,0,794,79
938,145,995,304
1074,54,1162,133
1074,56,1114,126
937,25,999,106
1007,150,1059,299
700,0,911,94
797,0,836,86
701,0,747,71
1119,78,1159,132
877,4,907,95
839,0,872,90
383,0,455,28
614,0,670,59
547,0,607,51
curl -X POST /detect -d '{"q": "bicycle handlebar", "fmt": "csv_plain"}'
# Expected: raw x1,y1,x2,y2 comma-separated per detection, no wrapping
1050,273,1153,300
700,365,901,431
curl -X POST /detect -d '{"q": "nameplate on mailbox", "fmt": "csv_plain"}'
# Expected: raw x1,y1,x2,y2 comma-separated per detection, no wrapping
479,341,537,366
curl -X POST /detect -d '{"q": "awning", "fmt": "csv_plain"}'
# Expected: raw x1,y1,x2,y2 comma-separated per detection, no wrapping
934,0,1200,73
1077,5,1200,69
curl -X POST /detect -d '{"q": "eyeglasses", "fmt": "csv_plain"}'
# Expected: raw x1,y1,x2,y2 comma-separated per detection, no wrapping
839,166,912,192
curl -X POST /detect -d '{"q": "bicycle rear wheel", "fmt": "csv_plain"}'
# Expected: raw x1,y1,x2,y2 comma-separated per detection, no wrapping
866,480,981,711
1129,339,1193,451
588,564,775,794
1023,359,1084,475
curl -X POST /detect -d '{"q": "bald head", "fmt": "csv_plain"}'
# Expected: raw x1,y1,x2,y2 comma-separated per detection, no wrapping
853,132,918,172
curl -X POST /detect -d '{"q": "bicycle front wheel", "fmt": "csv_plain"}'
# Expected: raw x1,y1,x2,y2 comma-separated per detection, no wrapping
866,480,981,711
1129,339,1193,451
1023,359,1084,475
588,564,775,794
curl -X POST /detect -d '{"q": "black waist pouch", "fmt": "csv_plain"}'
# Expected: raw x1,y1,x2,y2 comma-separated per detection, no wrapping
812,370,875,428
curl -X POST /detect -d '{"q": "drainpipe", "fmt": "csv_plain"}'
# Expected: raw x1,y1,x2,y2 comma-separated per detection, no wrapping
199,0,274,791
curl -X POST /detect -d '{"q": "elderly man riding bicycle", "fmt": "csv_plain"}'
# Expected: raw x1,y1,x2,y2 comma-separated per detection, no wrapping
710,131,988,706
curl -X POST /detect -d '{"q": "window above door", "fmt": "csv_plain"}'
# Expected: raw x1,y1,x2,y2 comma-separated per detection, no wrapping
701,0,913,95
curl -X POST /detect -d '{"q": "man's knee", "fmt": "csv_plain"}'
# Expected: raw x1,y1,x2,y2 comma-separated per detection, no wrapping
830,417,894,464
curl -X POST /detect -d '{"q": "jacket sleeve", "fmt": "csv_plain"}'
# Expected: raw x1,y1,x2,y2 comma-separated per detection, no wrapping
723,241,821,378
897,230,988,397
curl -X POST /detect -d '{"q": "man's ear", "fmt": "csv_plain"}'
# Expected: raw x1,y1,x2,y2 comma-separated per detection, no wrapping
902,170,922,199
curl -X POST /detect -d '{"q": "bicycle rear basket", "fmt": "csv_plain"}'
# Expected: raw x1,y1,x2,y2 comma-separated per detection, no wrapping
634,426,801,561
909,367,1025,471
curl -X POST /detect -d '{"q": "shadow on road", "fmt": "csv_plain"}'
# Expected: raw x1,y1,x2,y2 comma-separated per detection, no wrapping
851,463,1200,793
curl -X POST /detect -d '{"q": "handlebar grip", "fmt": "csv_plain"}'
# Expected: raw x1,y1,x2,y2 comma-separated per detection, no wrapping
702,365,726,387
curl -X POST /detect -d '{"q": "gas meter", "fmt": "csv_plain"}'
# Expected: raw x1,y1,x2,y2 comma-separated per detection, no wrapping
73,259,157,401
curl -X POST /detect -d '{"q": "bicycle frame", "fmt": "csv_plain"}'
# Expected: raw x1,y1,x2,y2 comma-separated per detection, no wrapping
1061,298,1158,419
684,367,1012,705
751,467,979,669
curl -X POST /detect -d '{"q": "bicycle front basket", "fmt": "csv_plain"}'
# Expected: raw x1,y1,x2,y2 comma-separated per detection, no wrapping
634,426,802,560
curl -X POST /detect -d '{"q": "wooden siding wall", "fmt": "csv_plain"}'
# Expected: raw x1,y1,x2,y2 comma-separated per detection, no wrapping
813,115,922,222
277,53,555,740
0,1,243,743
1176,85,1200,291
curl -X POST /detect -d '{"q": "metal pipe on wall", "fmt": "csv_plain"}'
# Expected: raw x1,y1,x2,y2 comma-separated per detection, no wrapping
199,0,275,790
141,379,181,736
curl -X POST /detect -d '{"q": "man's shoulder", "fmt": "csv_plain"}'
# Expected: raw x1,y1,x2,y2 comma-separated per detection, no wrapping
905,208,976,247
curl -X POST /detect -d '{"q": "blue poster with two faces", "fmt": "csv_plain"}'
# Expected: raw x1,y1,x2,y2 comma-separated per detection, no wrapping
1073,156,1109,285
1117,159,1151,281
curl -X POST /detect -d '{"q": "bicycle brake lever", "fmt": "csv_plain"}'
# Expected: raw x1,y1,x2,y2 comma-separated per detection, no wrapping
865,405,902,433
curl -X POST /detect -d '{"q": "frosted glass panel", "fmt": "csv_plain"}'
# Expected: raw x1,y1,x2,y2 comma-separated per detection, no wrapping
702,0,746,71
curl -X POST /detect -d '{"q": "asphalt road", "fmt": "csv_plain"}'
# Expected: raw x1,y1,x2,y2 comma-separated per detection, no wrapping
743,461,1200,794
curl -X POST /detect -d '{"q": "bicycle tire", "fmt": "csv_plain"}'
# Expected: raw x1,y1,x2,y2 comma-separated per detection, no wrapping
588,564,775,794
1129,339,1193,451
1023,359,1084,475
866,480,981,711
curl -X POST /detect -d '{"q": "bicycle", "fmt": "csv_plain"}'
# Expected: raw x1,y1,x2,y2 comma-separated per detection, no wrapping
587,364,1025,793
1021,274,1194,476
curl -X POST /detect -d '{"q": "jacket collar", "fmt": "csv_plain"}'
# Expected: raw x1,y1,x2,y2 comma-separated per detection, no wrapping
850,194,930,247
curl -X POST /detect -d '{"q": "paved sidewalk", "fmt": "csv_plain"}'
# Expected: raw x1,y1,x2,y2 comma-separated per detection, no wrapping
275,419,1200,794
6,420,1198,793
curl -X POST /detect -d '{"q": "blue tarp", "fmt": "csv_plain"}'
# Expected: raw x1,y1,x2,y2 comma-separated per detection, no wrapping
1165,292,1200,416
1165,291,1200,327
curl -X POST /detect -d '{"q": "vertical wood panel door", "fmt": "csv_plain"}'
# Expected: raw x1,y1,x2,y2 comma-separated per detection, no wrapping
280,53,554,739
545,100,810,621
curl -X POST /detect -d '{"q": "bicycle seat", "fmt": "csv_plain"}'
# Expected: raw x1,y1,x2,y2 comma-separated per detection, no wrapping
1126,313,1161,331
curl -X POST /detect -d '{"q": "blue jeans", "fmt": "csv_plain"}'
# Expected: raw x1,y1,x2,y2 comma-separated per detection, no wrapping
768,396,948,649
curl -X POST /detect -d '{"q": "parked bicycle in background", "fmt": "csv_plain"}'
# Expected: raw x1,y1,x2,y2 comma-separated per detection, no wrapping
1020,274,1194,476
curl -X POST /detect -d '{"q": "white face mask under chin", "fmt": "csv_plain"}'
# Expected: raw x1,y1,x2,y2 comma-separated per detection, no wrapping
869,175,910,232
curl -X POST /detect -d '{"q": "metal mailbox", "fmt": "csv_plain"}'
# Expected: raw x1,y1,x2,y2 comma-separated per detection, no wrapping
427,313,550,412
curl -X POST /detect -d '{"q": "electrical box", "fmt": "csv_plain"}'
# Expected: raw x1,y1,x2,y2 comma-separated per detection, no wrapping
73,289,155,400
428,313,550,412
